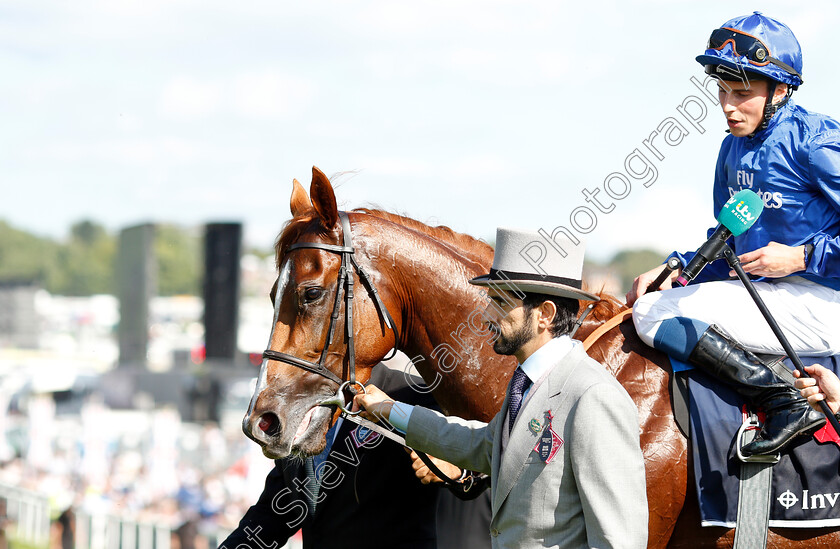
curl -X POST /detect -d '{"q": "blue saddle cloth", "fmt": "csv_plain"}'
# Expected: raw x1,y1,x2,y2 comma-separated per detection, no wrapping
686,356,840,527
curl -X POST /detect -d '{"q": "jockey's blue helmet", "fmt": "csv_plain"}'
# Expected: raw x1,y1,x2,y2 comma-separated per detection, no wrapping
696,11,803,89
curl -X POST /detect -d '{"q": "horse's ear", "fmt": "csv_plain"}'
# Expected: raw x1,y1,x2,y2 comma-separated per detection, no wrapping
290,178,311,217
310,166,339,228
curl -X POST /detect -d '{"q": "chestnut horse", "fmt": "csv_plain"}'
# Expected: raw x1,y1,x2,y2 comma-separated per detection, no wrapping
242,167,840,548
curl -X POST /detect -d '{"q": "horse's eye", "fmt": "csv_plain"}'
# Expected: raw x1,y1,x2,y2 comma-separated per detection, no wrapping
303,287,323,302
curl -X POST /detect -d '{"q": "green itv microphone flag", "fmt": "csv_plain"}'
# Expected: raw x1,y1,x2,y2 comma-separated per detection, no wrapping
719,189,764,237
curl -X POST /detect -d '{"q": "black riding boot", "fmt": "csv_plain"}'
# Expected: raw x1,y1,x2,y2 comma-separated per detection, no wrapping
687,325,825,456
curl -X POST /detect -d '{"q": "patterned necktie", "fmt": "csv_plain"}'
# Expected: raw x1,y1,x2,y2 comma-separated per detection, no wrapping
508,367,531,434
306,422,339,513
303,457,319,512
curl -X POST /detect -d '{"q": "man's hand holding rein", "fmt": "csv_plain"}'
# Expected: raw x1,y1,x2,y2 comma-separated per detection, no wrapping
352,384,396,424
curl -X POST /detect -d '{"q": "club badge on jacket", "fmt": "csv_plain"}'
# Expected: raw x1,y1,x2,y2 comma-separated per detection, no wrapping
531,411,563,464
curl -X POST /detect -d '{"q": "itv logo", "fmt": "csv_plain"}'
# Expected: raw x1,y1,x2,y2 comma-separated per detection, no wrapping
724,194,756,223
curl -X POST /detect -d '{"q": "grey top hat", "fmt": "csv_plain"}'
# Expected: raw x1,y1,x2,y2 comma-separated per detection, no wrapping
470,227,600,302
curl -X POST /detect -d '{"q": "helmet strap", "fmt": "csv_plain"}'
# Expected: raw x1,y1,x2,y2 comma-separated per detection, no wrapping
753,81,793,135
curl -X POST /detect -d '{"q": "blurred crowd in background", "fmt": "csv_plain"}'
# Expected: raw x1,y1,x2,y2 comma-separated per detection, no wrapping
1,393,275,548
0,274,286,549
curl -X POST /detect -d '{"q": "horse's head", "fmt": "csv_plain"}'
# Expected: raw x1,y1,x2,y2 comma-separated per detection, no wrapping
242,167,400,459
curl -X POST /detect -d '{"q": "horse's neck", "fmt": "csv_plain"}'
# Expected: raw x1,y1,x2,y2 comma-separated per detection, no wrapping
360,221,513,421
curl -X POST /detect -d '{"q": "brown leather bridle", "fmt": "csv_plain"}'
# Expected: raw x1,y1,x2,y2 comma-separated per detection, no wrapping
261,211,400,388
254,212,478,490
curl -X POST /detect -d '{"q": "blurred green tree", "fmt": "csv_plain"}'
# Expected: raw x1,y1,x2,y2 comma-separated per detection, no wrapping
57,220,116,295
607,249,667,293
156,223,202,296
0,220,213,296
0,220,61,286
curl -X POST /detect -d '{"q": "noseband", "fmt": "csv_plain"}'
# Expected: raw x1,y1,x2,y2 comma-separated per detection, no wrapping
261,212,400,388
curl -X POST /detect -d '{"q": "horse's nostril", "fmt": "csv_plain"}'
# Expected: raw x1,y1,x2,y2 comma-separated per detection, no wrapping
258,413,281,436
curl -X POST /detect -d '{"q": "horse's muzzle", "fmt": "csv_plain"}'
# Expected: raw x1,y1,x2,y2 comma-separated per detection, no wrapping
242,411,281,446
242,401,332,459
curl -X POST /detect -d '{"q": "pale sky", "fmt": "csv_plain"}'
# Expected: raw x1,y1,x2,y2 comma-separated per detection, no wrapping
3,1,839,262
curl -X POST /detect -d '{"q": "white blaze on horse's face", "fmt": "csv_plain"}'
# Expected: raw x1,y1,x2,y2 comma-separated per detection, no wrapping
243,257,291,425
241,255,337,459
242,211,400,459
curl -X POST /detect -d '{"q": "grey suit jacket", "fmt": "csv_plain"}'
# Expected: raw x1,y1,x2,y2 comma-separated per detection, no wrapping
405,343,648,549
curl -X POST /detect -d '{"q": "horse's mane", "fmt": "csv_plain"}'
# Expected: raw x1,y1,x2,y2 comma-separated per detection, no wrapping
275,208,626,318
583,289,627,321
354,208,494,265
274,207,494,269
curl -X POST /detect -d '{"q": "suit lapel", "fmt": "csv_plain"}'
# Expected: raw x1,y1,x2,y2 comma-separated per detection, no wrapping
491,384,512,507
491,346,584,517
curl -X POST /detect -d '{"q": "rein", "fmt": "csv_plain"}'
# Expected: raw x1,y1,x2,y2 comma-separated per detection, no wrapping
262,211,400,388
582,309,634,351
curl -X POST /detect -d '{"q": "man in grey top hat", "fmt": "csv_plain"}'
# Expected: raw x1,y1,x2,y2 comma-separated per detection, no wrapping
353,228,648,549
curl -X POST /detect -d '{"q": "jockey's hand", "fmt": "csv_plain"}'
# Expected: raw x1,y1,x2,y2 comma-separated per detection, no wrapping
626,263,682,307
406,449,462,485
731,242,806,278
794,365,840,415
351,384,395,423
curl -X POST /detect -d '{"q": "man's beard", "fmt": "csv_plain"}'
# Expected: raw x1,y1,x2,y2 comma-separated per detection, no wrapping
491,320,536,356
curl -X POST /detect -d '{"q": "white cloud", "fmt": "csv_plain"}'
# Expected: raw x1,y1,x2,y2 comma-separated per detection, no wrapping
449,154,512,180
232,71,314,120
157,71,314,121
159,76,222,119
28,137,244,166
115,112,145,133
349,157,433,178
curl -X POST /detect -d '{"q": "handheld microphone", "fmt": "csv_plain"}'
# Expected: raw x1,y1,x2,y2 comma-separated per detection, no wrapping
674,190,763,287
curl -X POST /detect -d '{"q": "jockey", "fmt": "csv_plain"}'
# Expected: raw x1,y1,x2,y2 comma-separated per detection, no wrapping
626,12,840,456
